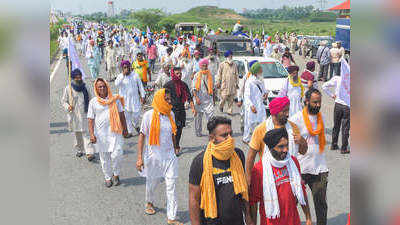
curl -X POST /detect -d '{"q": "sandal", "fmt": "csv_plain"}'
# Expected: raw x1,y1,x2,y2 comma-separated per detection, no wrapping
167,219,183,225
144,203,156,215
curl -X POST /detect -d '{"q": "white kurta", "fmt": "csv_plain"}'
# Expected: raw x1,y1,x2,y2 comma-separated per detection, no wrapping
178,59,192,87
244,75,267,124
191,72,214,115
289,111,329,175
115,72,145,113
278,78,303,117
61,86,88,132
140,109,178,179
87,97,124,153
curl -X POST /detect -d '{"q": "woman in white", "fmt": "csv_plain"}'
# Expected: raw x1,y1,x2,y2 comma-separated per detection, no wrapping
114,60,145,137
243,62,268,144
278,65,304,117
136,88,183,225
87,78,128,188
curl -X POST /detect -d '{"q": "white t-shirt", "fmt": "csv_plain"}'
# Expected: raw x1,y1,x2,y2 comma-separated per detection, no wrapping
289,110,329,175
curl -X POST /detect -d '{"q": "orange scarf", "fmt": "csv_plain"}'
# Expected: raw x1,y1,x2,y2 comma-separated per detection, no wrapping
137,60,148,82
302,107,326,153
180,47,191,59
200,137,248,219
94,79,125,134
149,89,177,146
195,70,213,95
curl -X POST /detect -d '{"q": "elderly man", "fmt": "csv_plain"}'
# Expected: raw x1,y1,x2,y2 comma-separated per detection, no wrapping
206,48,220,84
136,89,183,225
270,46,281,61
243,62,268,144
192,58,214,137
87,78,128,187
316,41,331,82
189,116,254,225
245,96,307,185
62,68,95,161
289,88,329,225
216,50,239,116
155,63,172,89
115,60,145,137
249,128,312,225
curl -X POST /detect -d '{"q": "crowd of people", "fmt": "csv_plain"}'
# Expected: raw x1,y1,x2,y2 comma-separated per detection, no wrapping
57,19,350,225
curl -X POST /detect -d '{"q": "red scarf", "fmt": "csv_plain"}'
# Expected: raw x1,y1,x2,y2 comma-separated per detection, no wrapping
171,68,188,103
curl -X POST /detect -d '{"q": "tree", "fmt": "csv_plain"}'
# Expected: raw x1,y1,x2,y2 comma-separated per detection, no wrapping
158,17,178,33
131,9,165,30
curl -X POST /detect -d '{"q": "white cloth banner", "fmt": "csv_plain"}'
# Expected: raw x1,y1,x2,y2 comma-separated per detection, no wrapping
339,58,350,106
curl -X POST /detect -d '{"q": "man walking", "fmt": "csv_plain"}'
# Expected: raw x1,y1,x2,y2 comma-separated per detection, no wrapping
216,50,239,116
316,41,331,82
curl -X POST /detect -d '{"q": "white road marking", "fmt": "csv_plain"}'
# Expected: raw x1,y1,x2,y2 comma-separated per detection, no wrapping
50,56,62,83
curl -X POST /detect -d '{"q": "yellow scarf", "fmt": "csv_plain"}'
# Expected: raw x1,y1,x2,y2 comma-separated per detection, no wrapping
149,89,177,146
135,60,149,82
289,75,304,97
94,79,125,134
302,107,326,153
195,70,213,95
200,137,248,219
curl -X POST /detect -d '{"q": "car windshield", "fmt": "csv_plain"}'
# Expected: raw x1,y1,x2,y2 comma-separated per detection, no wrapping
259,62,288,78
217,42,251,52
233,60,246,75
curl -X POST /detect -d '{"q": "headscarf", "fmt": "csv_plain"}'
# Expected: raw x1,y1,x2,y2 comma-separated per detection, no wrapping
287,65,299,74
93,78,125,134
194,50,200,56
149,89,177,146
269,97,290,115
148,38,154,48
200,137,248,219
120,60,131,68
195,61,213,95
250,62,262,75
198,58,209,67
306,61,315,71
224,50,233,57
70,69,89,113
171,68,189,103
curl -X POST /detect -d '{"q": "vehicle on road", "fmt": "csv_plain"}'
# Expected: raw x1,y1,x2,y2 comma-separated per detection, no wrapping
175,22,206,36
203,35,254,59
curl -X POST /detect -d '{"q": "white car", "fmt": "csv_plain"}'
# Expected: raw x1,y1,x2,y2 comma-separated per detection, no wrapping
233,56,288,113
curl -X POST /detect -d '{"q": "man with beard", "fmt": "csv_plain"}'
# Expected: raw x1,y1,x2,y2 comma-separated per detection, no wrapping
163,67,197,155
61,68,95,161
289,88,328,225
189,116,254,225
115,60,145,137
155,63,172,89
216,50,239,116
245,97,307,186
278,65,304,117
249,128,312,225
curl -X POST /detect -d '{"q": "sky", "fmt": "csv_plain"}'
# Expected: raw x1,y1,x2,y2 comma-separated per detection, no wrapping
50,0,345,15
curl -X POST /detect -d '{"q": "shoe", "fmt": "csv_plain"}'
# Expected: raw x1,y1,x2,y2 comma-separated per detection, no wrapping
144,203,156,215
196,133,202,137
135,127,140,134
124,133,133,139
112,176,121,186
330,145,339,150
167,219,183,225
87,154,95,161
341,149,350,154
76,151,84,157
105,179,113,188
242,140,249,145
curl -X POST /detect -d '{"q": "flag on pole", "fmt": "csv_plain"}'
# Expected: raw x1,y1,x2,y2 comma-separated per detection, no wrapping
338,57,350,106
68,38,87,79
250,28,253,40
262,24,265,36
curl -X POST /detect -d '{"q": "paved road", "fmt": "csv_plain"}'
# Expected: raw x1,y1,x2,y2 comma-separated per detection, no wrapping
50,51,349,225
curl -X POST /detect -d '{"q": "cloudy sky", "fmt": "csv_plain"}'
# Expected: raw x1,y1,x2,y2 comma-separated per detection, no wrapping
50,0,345,14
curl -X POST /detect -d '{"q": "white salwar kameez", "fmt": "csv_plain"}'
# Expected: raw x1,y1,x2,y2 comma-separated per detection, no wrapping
61,86,94,155
140,109,178,220
192,72,214,136
87,97,124,180
278,78,303,117
243,75,267,142
114,72,145,134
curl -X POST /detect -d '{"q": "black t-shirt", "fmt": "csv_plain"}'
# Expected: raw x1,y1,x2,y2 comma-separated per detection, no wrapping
164,80,193,112
189,148,246,225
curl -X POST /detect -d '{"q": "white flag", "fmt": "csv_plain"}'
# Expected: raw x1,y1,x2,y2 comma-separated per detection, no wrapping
338,58,350,106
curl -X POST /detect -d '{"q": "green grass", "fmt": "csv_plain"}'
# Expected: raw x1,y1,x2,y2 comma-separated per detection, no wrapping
50,39,58,61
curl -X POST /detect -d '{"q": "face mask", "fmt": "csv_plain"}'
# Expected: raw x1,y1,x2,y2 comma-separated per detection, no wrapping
308,104,321,114
73,80,83,85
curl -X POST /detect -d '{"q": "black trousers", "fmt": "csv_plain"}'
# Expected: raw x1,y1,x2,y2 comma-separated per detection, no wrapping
175,125,184,148
302,172,329,225
331,103,350,150
318,64,329,81
329,62,341,79
173,110,186,149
